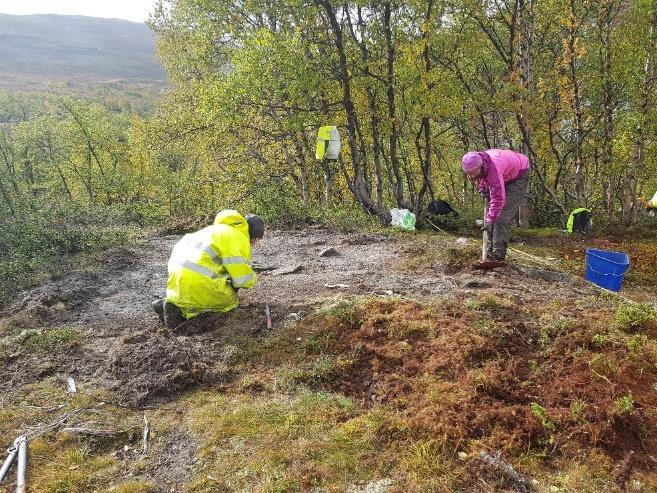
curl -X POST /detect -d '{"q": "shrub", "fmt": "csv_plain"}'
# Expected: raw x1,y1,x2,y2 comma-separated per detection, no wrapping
613,303,657,331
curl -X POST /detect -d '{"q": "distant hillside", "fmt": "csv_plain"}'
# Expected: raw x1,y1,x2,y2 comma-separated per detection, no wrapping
0,14,165,87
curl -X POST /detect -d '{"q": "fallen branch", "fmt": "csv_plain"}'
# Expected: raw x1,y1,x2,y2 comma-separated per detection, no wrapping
479,451,531,493
61,427,121,437
141,414,150,456
25,408,85,441
61,424,140,437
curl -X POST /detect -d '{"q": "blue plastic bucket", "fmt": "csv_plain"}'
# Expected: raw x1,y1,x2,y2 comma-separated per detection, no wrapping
585,248,630,292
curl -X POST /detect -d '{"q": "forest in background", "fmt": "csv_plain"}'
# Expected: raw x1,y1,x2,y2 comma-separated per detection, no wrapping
2,0,657,297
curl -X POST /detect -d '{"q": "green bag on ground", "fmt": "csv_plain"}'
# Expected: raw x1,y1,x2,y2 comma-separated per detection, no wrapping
390,208,416,231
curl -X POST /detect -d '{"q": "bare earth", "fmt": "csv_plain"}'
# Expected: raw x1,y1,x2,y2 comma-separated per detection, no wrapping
0,227,620,491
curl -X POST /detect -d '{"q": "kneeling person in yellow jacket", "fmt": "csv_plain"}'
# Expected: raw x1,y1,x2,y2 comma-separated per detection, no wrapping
153,210,264,329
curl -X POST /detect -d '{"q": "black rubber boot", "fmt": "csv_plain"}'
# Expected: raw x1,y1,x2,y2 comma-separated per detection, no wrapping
152,299,165,325
163,301,186,329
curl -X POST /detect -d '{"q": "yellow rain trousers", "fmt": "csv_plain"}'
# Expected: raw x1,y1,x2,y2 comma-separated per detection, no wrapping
165,210,257,319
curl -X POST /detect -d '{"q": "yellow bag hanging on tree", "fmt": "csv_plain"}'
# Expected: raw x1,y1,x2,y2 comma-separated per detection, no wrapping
649,191,657,208
315,126,341,160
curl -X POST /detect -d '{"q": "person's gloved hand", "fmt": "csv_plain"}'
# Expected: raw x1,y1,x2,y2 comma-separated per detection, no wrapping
479,189,490,201
481,221,494,233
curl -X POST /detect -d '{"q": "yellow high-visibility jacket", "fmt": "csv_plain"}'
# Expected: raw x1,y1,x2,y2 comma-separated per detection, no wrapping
165,210,257,319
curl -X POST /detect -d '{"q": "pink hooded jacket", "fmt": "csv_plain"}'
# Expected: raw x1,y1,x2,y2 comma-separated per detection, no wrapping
477,149,529,223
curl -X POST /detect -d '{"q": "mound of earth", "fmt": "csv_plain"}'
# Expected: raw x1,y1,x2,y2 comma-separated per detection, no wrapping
106,331,230,406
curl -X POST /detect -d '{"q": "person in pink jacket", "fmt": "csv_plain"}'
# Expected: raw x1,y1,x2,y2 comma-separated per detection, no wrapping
462,149,530,261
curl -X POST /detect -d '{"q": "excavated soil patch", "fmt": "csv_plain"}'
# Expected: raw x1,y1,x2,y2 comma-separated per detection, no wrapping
2,272,102,325
107,331,230,406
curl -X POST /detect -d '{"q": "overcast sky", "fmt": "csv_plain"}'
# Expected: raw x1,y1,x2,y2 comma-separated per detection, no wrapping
0,0,157,23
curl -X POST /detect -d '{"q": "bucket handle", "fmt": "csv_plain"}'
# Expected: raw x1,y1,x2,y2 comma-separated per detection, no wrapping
587,264,630,277
587,250,629,267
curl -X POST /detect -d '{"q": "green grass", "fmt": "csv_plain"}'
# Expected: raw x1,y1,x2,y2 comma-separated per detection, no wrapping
464,294,511,311
182,391,389,492
0,327,84,358
30,446,119,493
110,482,158,493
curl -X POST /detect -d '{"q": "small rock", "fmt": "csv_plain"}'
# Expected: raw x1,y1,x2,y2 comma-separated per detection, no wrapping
272,264,303,276
455,237,468,245
319,247,339,257
325,283,349,289
346,478,394,493
458,451,468,460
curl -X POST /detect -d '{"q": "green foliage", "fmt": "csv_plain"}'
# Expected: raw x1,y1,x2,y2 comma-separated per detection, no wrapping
144,0,657,227
0,327,83,358
614,393,635,415
183,391,380,492
29,444,119,493
0,203,144,305
569,399,588,420
592,333,613,347
626,334,649,352
465,294,511,311
613,303,657,331
111,482,159,493
308,355,353,383
530,402,556,433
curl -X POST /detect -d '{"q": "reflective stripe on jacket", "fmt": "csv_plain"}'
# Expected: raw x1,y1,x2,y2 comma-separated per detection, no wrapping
165,210,257,319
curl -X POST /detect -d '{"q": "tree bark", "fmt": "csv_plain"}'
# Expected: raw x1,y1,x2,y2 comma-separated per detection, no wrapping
383,2,406,209
315,0,378,216
415,0,437,217
625,0,657,225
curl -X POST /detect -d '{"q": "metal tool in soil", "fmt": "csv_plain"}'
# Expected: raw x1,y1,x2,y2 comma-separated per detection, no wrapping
474,199,506,270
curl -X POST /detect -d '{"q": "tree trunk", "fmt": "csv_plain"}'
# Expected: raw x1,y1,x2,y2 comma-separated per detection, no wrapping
625,0,657,225
415,0,437,217
599,0,620,219
567,0,587,207
383,2,406,209
315,0,378,216
516,0,535,227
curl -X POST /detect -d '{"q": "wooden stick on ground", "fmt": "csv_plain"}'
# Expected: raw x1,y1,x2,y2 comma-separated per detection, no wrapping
479,451,531,493
142,414,150,456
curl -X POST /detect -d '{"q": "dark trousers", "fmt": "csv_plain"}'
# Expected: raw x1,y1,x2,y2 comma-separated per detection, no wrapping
487,171,530,260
